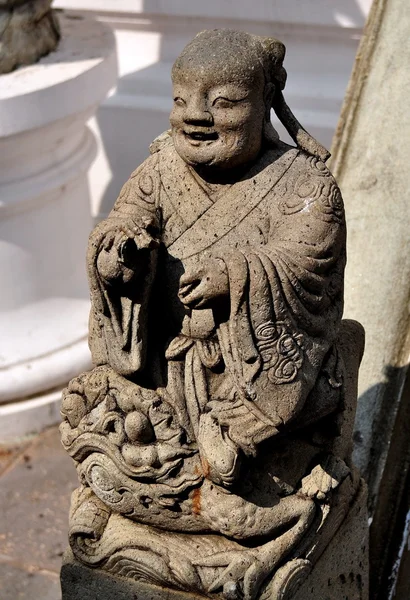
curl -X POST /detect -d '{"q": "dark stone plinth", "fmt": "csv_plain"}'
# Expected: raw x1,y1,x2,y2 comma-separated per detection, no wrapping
61,549,206,600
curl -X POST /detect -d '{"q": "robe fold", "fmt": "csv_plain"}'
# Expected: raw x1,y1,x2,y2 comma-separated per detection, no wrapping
87,140,346,455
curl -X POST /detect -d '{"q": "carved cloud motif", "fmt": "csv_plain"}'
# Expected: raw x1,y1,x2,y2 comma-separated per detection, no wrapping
255,321,304,383
279,157,345,223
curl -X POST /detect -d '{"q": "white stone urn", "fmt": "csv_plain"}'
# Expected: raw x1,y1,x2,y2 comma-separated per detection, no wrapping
0,14,117,441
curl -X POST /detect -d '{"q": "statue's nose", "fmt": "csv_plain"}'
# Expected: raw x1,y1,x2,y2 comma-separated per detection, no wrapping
183,98,213,125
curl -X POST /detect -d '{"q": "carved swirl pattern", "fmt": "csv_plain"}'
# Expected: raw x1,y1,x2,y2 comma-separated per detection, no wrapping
131,169,156,204
255,321,304,383
279,156,344,223
267,559,312,600
115,164,157,208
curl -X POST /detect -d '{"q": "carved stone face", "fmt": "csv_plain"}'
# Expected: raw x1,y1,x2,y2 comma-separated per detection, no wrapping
170,66,266,171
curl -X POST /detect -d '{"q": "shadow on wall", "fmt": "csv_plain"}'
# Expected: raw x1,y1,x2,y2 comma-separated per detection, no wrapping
93,0,368,217
356,364,410,600
354,363,410,513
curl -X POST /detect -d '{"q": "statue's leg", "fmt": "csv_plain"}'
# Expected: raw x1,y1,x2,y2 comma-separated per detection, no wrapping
197,493,316,600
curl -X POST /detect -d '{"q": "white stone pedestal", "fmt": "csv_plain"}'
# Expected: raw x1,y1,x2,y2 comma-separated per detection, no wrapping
0,14,117,442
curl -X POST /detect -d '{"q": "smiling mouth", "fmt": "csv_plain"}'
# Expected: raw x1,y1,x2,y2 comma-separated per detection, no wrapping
183,130,219,142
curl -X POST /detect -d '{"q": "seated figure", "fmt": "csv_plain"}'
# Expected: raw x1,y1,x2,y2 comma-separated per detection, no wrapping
60,30,367,600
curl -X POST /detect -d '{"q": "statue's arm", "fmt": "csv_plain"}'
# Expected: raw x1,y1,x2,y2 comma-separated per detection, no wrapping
89,153,161,289
202,163,346,455
87,155,161,374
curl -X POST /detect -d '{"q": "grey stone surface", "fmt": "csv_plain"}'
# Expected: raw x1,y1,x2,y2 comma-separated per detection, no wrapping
331,0,410,508
60,29,368,600
293,482,369,599
0,426,77,599
0,562,60,600
330,0,410,594
0,439,31,476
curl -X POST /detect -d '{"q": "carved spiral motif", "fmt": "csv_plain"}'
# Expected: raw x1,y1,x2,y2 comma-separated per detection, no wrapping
308,156,330,174
316,182,344,223
116,167,156,208
268,558,312,600
138,174,154,197
279,157,344,223
128,163,157,203
255,321,304,384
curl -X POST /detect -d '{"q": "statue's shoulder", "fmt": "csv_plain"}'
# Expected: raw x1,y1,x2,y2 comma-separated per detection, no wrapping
292,149,338,185
267,141,335,182
113,152,161,213
128,150,161,187
149,129,173,155
127,133,178,183
262,142,335,185
271,145,344,223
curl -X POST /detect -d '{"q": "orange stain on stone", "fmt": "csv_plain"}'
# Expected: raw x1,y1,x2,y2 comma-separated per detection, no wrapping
192,487,201,515
201,457,210,478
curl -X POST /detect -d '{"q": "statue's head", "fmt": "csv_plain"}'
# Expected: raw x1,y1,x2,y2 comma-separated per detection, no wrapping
169,29,330,171
170,30,287,173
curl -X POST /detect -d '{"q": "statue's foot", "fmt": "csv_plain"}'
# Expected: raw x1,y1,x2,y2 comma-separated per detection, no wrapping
196,548,272,600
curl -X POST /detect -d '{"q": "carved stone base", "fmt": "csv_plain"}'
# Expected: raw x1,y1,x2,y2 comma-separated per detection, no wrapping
61,484,368,600
292,482,369,600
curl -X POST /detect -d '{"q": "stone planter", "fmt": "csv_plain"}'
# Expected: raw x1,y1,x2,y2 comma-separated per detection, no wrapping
0,13,117,441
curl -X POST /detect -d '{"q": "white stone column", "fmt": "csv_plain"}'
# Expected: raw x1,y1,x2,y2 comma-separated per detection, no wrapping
0,14,117,441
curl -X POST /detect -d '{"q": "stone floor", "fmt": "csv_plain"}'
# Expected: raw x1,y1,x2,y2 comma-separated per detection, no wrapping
0,426,78,600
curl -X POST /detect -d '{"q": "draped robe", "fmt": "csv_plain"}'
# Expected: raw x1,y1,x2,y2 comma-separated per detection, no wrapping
88,141,346,480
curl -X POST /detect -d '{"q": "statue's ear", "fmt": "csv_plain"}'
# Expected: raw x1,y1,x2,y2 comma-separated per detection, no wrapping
264,82,276,121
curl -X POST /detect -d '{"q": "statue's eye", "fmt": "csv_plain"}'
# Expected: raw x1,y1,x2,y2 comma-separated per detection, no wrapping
212,97,235,109
173,97,186,107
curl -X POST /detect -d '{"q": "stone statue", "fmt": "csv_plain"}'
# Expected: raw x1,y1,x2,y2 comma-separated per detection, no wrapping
60,30,368,600
0,0,60,74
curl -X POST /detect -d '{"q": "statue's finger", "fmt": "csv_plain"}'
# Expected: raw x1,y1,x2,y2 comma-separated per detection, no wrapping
244,565,264,600
179,269,201,286
102,230,117,250
120,225,138,239
179,280,204,303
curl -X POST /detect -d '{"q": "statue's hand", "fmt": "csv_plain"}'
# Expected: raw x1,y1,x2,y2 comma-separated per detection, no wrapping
300,455,350,501
197,548,269,600
178,257,229,309
97,219,159,284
